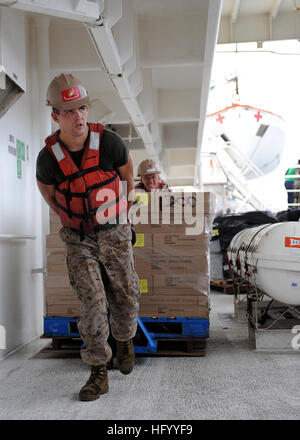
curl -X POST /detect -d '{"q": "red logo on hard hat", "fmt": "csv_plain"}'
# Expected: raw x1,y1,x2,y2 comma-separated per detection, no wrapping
61,87,81,102
285,237,300,248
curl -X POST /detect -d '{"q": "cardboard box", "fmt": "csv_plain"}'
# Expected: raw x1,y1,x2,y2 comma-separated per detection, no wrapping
49,212,62,232
138,277,153,294
47,251,66,266
135,273,209,296
133,191,215,215
46,234,64,249
133,232,153,248
152,232,208,247
152,273,209,293
133,232,209,249
133,214,210,236
134,222,188,234
50,211,61,223
50,223,62,234
138,304,209,318
47,262,68,274
46,294,79,306
134,248,208,275
138,294,208,307
45,286,74,296
45,194,212,318
45,274,71,289
46,304,80,317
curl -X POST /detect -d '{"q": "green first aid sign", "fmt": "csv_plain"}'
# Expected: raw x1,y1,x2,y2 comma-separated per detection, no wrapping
16,139,25,161
16,139,25,179
17,159,22,179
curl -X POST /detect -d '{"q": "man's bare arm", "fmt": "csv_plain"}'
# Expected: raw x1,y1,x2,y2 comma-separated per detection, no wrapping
37,180,60,215
117,153,135,219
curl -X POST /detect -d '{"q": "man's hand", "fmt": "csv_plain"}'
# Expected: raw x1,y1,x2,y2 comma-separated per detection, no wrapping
36,180,60,215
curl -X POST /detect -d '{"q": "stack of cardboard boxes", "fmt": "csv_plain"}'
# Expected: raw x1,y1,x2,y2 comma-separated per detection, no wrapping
44,191,214,319
133,191,214,318
45,212,80,317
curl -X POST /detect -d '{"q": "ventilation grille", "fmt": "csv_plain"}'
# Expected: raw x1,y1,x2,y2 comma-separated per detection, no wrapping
0,70,24,119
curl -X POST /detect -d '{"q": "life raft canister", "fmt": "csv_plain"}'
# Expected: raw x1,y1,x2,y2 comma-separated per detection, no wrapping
45,123,128,236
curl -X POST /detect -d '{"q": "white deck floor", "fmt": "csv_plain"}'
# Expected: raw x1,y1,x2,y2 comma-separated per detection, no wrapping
0,290,299,420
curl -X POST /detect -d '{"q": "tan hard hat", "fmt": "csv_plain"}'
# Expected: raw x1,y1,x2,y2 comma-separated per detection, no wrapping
46,73,89,110
138,159,161,177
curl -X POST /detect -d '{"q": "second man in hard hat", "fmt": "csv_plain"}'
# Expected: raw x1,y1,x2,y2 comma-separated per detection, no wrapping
135,159,169,192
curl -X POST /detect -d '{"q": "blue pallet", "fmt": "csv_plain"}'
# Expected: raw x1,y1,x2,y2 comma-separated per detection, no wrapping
44,315,209,355
44,316,79,337
140,317,209,338
44,316,209,338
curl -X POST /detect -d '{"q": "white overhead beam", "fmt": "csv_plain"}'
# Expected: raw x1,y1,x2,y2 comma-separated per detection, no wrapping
194,0,223,188
231,0,240,23
269,0,282,40
0,0,100,22
270,0,282,19
140,58,204,68
51,64,104,73
219,11,300,43
112,0,133,67
105,0,122,28
230,0,240,42
86,8,163,174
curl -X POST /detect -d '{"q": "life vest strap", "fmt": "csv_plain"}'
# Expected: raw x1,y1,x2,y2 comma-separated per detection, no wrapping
59,165,106,182
56,172,118,198
56,192,126,221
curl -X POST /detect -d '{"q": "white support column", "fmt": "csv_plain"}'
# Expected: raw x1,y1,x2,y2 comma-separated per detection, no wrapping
34,15,52,143
194,0,222,188
33,15,52,266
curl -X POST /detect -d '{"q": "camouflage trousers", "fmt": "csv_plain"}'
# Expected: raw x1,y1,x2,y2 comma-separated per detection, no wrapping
59,224,141,366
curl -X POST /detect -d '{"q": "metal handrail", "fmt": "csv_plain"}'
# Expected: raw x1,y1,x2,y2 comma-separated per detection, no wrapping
200,151,263,211
0,234,36,240
223,142,264,179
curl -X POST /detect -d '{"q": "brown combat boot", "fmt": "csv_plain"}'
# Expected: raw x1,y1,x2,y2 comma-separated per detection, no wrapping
116,339,135,375
79,365,108,401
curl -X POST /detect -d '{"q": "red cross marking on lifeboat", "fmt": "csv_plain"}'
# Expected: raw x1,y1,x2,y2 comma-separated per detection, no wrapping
216,114,224,124
254,111,262,122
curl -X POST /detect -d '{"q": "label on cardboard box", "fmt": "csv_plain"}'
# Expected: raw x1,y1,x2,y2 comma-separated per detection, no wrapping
135,192,149,206
153,233,208,246
138,304,209,318
134,234,145,247
139,279,148,293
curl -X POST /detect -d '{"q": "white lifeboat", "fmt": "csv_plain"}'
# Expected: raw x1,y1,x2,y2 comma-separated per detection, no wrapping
204,104,286,180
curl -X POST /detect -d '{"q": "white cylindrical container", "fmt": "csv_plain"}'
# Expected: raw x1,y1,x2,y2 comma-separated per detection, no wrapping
227,222,300,305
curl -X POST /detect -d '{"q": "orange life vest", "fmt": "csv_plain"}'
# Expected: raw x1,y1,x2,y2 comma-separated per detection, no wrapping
45,123,127,237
